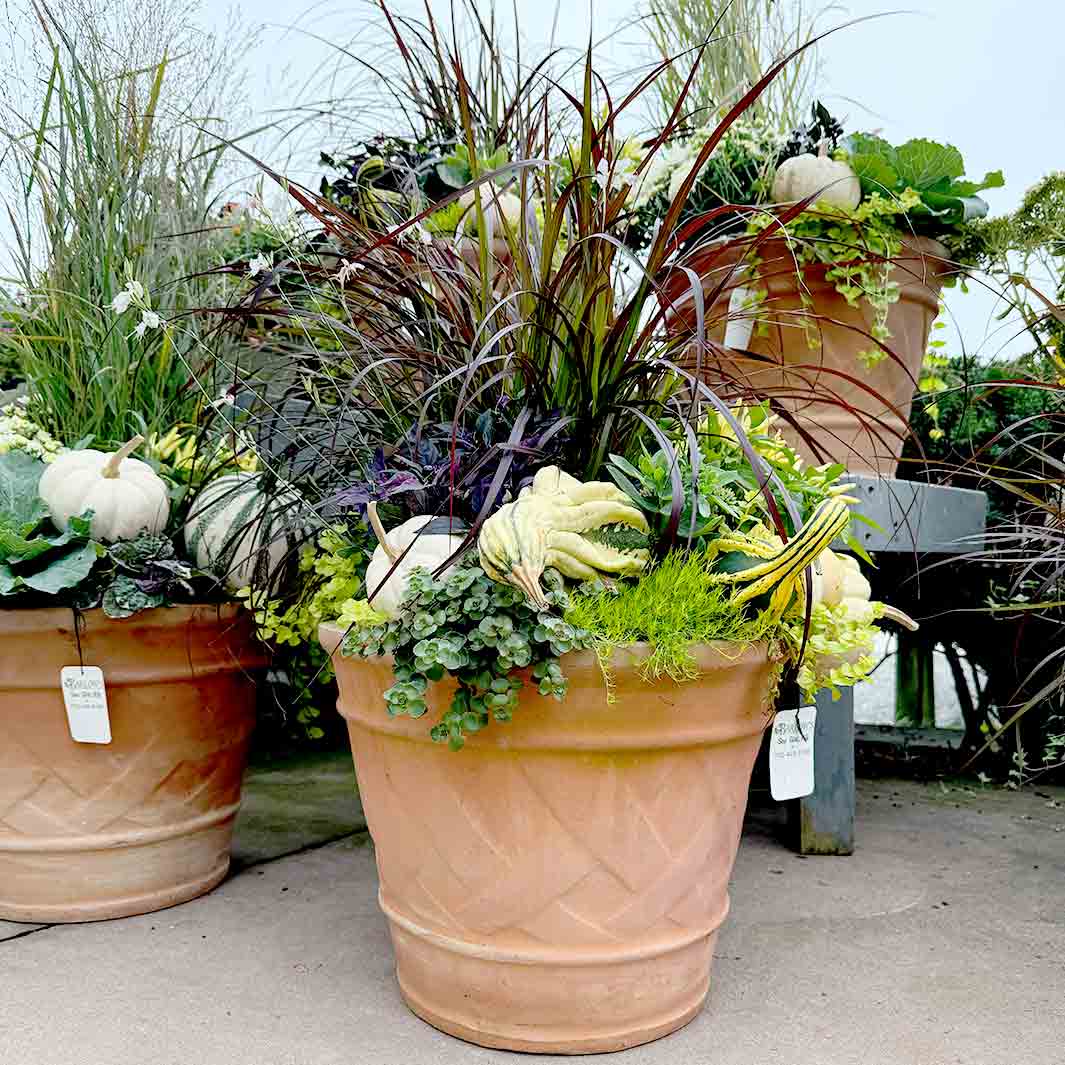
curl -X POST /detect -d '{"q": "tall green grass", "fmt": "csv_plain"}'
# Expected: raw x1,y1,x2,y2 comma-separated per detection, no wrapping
644,0,830,131
1,1,244,447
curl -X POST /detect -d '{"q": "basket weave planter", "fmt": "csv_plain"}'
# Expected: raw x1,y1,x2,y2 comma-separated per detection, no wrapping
0,604,264,923
666,235,949,476
324,626,778,1054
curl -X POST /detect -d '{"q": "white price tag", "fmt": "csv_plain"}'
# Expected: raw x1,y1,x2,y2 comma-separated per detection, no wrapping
769,705,816,801
723,285,755,350
60,666,112,744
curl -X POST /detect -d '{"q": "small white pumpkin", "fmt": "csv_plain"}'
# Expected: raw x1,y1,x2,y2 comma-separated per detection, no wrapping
772,141,861,211
813,548,918,630
184,472,303,592
365,502,466,617
458,187,523,234
38,434,169,542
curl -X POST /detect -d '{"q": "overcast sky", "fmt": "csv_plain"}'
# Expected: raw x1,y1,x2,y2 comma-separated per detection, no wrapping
202,0,1061,364
8,1,1061,362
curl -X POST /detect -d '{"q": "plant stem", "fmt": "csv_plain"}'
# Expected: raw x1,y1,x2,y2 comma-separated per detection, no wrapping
366,502,398,561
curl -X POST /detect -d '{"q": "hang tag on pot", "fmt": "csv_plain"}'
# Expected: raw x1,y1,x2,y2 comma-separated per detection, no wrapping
723,285,755,350
60,666,111,744
769,705,816,801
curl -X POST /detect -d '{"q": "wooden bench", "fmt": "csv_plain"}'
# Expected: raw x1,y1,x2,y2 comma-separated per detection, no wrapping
788,475,988,854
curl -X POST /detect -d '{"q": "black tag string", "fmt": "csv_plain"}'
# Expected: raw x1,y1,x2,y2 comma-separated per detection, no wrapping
779,678,808,743
72,606,86,672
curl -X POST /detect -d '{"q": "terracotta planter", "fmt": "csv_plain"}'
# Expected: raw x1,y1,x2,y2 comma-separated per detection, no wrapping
667,235,949,476
324,627,778,1054
0,605,264,923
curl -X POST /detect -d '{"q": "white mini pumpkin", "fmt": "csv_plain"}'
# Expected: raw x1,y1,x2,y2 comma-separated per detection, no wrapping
38,434,170,542
458,187,523,234
772,142,861,211
365,502,466,617
184,472,304,592
813,548,917,630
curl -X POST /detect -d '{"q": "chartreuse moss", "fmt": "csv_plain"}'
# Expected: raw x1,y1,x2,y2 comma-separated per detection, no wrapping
564,549,768,687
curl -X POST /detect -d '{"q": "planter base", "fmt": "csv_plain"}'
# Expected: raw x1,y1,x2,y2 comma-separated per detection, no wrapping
383,888,727,1053
400,977,707,1056
0,859,230,924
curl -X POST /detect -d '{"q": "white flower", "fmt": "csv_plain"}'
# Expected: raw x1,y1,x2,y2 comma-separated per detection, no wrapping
332,259,365,285
209,392,236,410
593,155,639,198
110,278,146,315
248,253,272,277
110,289,134,314
132,309,163,339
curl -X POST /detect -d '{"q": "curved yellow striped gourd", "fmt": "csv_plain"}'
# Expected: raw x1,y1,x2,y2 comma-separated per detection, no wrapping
708,497,853,618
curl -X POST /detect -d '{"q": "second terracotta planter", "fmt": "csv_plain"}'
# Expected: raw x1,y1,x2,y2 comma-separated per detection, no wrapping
0,605,264,923
325,628,778,1055
667,235,949,476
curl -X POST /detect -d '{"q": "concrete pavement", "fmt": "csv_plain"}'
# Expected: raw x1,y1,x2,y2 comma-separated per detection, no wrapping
2,756,1063,1065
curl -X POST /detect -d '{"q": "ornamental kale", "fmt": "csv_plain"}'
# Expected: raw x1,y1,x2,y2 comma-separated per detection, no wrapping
843,134,1004,228
0,450,209,615
0,451,103,597
101,535,197,618
343,563,592,750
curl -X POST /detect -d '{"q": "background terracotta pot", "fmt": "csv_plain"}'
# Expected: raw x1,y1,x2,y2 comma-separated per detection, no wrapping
667,235,949,476
324,628,778,1055
0,604,265,923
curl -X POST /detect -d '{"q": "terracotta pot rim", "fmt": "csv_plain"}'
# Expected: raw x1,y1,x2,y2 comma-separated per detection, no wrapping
320,622,772,673
684,230,950,258
0,601,244,632
323,623,777,752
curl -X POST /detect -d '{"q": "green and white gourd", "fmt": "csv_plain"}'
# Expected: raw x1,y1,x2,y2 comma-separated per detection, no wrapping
38,434,170,542
184,472,303,592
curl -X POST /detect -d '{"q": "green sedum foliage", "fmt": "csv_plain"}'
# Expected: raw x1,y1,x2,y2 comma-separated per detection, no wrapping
344,564,593,750
0,400,65,462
